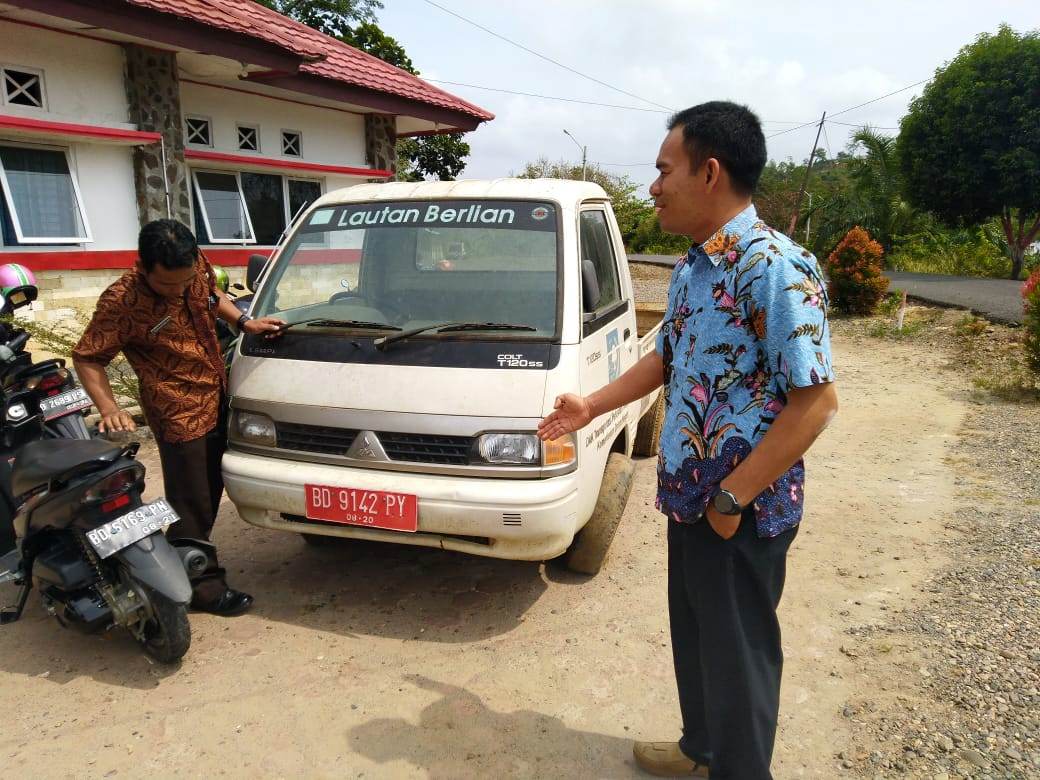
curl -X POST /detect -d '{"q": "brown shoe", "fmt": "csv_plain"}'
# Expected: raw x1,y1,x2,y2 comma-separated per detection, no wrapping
633,741,709,777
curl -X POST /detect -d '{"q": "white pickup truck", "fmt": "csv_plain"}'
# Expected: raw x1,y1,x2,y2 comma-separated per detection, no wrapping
222,179,665,574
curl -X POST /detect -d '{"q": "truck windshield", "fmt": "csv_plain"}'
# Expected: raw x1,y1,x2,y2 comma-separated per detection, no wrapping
253,199,559,339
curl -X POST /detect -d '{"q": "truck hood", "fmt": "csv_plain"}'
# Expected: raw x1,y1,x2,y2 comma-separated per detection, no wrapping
230,356,550,419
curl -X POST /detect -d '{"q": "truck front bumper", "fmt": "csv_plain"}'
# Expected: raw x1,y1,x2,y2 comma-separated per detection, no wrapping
222,451,584,561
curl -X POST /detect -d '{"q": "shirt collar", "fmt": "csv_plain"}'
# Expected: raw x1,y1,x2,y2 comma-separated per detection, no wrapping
688,203,759,267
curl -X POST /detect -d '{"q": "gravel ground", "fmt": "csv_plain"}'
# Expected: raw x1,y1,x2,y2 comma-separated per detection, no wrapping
840,397,1040,780
629,260,673,308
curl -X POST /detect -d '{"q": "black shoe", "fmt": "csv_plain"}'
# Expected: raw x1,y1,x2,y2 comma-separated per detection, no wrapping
192,588,254,616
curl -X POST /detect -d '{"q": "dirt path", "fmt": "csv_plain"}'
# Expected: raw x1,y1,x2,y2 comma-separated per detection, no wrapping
0,332,970,779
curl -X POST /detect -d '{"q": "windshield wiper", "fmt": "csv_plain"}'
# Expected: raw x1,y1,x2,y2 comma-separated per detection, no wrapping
374,321,536,351
277,318,402,334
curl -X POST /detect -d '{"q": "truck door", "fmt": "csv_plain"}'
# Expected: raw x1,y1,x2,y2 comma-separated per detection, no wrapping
577,207,637,449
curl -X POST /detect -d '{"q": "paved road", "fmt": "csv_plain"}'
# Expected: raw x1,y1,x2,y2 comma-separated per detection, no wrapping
629,255,1027,325
883,271,1026,325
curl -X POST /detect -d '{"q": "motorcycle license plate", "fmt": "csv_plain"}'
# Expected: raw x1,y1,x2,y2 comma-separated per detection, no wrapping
85,499,180,559
305,484,417,533
38,387,92,421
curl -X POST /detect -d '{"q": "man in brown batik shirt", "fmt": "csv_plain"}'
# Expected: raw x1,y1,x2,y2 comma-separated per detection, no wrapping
73,219,283,616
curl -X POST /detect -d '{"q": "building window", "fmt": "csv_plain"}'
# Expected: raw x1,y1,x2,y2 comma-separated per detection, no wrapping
2,67,45,108
191,169,322,246
281,130,301,157
185,116,212,147
191,170,254,243
0,143,92,245
237,124,260,152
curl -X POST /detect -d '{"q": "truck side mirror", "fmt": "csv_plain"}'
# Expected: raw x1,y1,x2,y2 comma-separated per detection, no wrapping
246,254,270,292
581,259,600,313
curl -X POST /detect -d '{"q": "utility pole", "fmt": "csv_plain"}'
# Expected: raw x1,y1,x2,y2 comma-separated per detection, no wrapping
787,111,826,237
563,129,587,181
804,191,813,244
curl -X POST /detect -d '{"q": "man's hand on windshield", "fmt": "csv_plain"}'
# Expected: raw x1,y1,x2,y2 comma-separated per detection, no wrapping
98,409,137,434
537,393,593,441
243,317,286,338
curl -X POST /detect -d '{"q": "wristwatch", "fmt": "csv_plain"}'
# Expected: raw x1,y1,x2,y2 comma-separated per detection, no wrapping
236,313,253,332
711,487,742,516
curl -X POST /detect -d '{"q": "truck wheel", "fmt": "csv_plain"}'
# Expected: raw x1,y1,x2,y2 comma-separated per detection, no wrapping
632,393,665,457
566,452,635,575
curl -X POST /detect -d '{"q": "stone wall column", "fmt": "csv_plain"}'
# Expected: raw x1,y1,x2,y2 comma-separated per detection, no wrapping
123,45,191,226
364,114,397,180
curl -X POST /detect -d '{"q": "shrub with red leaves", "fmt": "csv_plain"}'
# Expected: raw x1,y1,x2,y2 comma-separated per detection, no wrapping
825,226,890,315
1023,266,1040,372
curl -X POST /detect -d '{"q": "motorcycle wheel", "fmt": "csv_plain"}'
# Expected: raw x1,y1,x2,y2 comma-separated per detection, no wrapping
45,413,91,440
139,588,191,664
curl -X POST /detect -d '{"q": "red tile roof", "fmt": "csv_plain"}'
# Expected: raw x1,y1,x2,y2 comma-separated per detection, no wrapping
123,0,493,124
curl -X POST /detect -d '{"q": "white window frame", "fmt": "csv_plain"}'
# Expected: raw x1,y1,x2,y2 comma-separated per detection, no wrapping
281,129,302,157
0,140,92,244
236,123,260,153
190,168,255,245
1,64,47,110
185,115,213,147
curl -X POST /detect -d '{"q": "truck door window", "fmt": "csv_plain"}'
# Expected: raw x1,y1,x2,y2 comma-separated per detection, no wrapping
579,209,624,332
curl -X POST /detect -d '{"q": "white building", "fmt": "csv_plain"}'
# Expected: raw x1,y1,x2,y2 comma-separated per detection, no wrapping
0,0,492,315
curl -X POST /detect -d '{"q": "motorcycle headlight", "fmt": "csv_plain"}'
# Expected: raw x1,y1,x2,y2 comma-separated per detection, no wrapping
476,433,540,465
234,411,277,446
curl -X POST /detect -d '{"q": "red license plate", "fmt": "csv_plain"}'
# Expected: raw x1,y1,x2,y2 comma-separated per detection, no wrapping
304,484,417,533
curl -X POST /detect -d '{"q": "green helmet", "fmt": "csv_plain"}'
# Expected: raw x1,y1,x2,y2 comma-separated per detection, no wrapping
211,264,230,293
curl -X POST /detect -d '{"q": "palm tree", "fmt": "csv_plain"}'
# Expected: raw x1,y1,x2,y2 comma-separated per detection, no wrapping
806,127,920,257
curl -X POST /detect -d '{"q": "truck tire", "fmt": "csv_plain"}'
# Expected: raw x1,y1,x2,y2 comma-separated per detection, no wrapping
566,452,635,575
632,393,665,457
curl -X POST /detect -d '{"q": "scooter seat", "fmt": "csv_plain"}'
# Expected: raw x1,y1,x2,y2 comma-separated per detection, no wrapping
10,439,125,497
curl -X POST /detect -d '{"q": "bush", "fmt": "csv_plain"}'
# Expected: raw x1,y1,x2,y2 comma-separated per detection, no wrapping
1024,267,1040,372
888,224,1016,278
826,226,889,315
16,312,140,406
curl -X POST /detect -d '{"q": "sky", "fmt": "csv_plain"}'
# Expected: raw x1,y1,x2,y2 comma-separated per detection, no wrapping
378,0,1038,194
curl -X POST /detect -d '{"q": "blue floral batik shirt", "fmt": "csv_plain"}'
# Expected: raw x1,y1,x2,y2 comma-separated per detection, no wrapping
655,204,834,537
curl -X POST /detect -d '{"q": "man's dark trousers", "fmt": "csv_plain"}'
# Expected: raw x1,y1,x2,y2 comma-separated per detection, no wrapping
669,507,798,779
157,419,227,602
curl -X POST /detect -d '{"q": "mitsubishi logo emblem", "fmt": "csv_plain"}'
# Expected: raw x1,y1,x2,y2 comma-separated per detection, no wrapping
347,431,388,461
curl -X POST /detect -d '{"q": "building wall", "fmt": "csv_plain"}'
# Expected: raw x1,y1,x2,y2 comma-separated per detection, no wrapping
179,81,367,168
0,21,130,127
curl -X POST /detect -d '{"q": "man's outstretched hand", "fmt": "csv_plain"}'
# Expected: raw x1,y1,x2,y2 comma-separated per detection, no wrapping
537,393,593,441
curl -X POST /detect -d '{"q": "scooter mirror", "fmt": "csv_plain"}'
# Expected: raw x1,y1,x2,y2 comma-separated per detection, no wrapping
246,254,270,292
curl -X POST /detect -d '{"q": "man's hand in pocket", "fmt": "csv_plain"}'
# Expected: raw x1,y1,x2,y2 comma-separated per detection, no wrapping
706,505,740,540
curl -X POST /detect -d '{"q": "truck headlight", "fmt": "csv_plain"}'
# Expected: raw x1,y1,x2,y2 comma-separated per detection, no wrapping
476,433,539,465
234,411,277,446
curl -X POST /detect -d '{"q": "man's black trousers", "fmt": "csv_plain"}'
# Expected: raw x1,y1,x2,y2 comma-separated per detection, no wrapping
157,422,227,602
669,508,798,780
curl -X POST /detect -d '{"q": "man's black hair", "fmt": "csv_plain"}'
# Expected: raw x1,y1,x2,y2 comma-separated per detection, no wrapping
138,219,198,272
667,101,767,196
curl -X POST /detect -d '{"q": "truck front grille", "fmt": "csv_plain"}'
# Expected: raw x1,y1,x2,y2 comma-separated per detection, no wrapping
275,423,474,465
377,432,473,465
276,421,358,455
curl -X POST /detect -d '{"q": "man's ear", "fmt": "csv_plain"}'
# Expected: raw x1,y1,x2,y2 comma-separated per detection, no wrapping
704,158,721,190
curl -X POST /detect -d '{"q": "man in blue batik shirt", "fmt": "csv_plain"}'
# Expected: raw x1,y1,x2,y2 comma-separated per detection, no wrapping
539,102,838,779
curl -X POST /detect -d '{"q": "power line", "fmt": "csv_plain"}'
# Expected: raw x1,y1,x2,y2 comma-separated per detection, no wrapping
423,79,671,113
766,78,929,139
418,0,675,113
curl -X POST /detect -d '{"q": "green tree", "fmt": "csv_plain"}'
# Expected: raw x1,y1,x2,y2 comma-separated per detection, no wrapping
255,0,469,180
898,25,1040,279
513,158,687,253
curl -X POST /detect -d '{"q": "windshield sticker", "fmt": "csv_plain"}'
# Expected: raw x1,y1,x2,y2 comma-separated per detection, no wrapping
308,208,334,225
301,201,557,233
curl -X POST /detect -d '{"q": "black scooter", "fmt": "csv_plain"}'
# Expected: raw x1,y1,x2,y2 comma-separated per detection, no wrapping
0,284,92,440
0,395,206,663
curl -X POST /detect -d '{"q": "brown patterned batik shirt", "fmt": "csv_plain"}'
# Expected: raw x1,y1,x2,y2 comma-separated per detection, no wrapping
73,257,227,443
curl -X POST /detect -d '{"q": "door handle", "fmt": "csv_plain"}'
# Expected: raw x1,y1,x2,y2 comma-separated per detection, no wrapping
623,328,631,340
